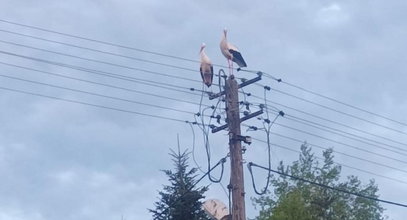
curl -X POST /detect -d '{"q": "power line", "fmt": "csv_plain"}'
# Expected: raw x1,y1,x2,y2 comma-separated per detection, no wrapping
262,72,407,127
269,87,407,135
273,122,407,163
243,124,407,173
283,112,407,151
254,98,407,147
249,137,407,185
0,19,236,70
0,20,202,64
243,122,407,166
248,162,407,208
0,50,204,97
0,85,191,123
263,108,407,154
2,20,403,133
0,30,200,74
0,38,202,83
0,61,209,108
266,131,407,174
253,102,407,153
5,21,403,144
3,17,406,212
0,73,199,115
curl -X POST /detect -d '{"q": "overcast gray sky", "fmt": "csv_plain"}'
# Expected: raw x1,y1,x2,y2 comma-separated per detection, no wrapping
0,0,406,219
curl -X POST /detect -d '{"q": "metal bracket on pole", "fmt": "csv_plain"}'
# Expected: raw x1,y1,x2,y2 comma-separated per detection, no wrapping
211,109,263,133
209,72,263,100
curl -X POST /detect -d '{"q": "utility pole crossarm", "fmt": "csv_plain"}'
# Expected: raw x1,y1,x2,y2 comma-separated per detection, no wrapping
211,109,263,133
209,72,262,100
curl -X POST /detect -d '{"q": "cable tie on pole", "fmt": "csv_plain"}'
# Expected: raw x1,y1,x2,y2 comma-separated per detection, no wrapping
246,92,251,96
264,86,271,91
190,88,195,91
264,119,271,124
277,78,282,82
195,112,201,117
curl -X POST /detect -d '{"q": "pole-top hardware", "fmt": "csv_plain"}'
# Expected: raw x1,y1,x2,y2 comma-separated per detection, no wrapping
279,111,285,117
236,135,252,145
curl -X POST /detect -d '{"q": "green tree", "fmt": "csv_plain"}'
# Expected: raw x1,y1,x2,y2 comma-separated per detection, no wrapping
149,148,210,220
270,189,313,220
253,143,384,220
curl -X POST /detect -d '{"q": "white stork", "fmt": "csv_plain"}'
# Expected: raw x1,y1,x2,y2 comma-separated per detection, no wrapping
220,29,247,75
199,43,214,87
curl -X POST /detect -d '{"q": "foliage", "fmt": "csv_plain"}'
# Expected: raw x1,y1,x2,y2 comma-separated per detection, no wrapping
149,148,210,220
253,143,384,220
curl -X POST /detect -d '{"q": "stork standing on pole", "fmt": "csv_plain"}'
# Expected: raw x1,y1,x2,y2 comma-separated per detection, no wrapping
199,43,214,87
220,29,247,75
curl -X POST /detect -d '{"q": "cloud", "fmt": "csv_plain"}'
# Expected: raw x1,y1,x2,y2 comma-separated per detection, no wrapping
0,0,406,219
316,3,349,26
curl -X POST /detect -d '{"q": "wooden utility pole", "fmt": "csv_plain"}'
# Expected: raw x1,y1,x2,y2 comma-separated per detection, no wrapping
209,71,262,220
225,75,246,220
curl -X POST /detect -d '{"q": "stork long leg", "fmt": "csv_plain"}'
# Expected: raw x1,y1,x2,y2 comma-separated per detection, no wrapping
227,59,232,76
231,61,234,75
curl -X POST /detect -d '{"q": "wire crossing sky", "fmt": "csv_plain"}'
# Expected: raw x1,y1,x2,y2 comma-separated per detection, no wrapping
0,1,406,220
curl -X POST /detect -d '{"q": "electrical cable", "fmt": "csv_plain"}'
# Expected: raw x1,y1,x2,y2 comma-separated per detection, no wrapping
250,89,282,195
262,72,407,127
248,136,407,185
272,122,407,164
0,19,239,71
269,87,407,135
0,19,195,62
265,131,407,174
189,101,230,199
192,84,226,184
0,36,201,77
0,50,203,96
2,19,404,129
0,73,198,115
188,122,204,173
279,112,407,155
0,85,188,123
202,107,225,183
248,162,407,208
279,110,407,150
0,61,209,108
260,106,407,154
256,99,407,147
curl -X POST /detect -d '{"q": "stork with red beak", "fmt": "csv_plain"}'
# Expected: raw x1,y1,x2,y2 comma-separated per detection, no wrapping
199,43,214,87
220,29,247,75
